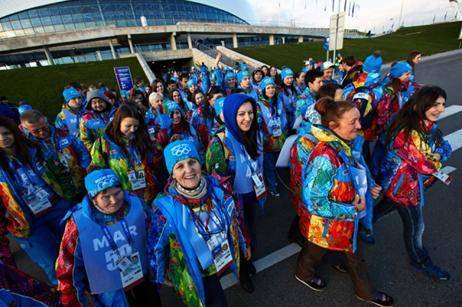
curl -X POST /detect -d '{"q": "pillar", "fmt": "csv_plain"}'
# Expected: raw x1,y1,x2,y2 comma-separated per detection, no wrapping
298,35,304,43
282,36,286,45
109,40,117,59
187,33,193,49
232,33,238,48
43,48,54,65
96,50,102,61
127,34,135,54
269,34,275,46
170,32,177,50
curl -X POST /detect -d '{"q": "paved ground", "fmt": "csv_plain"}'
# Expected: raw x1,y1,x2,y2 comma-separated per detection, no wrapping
12,52,462,307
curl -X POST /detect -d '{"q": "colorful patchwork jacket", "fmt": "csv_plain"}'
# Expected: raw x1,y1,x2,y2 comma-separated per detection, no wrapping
257,96,288,152
301,126,362,252
24,126,90,201
79,108,114,152
90,133,160,203
55,104,84,139
0,148,61,238
295,88,316,119
190,104,214,151
148,176,246,307
377,121,451,207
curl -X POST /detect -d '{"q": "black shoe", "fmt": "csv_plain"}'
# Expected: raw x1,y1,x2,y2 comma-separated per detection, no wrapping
332,263,348,273
358,227,376,245
239,274,255,293
356,291,394,307
294,274,327,292
411,261,451,281
269,190,280,198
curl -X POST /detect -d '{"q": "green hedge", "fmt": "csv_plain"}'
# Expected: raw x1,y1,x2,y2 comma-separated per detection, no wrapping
0,57,146,116
235,21,462,71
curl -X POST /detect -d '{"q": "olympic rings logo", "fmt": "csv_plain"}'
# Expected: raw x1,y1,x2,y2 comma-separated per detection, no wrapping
170,144,191,156
94,175,118,190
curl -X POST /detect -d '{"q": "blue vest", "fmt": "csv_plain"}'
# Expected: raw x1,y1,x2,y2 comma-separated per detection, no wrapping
226,131,264,194
155,180,238,306
63,109,80,138
258,99,287,137
73,194,147,294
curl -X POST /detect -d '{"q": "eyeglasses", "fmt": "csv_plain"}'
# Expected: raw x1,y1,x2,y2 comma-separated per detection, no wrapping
29,126,49,134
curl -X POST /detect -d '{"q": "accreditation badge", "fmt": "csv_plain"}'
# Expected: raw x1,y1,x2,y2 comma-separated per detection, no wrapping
251,172,267,199
207,232,233,273
24,187,52,216
128,170,146,190
118,251,144,289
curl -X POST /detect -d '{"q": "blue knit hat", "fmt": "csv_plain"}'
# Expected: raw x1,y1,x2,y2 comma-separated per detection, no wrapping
390,61,412,78
164,140,201,174
62,88,81,103
259,76,276,92
223,94,256,143
281,68,294,81
237,70,251,84
225,71,236,82
165,100,182,115
240,63,248,71
18,104,33,115
186,78,197,88
85,169,120,198
214,97,226,118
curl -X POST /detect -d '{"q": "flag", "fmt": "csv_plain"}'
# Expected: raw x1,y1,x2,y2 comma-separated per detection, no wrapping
332,0,335,12
352,2,355,17
344,0,347,12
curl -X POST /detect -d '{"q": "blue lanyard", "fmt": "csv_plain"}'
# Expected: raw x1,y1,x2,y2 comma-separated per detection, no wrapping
126,145,142,170
100,218,134,256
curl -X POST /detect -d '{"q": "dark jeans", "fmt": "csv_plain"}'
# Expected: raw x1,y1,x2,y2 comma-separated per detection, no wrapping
373,198,429,264
203,274,228,307
240,192,258,252
263,151,279,192
126,279,162,306
295,241,375,299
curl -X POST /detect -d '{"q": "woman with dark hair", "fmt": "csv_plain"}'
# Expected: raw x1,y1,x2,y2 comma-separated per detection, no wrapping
317,83,344,101
90,103,161,203
251,68,264,96
158,100,196,147
169,89,190,119
374,86,452,281
129,89,149,113
150,78,167,96
190,91,214,150
294,99,393,306
294,71,307,96
407,50,422,82
0,116,72,286
269,66,281,85
206,94,265,293
258,77,288,197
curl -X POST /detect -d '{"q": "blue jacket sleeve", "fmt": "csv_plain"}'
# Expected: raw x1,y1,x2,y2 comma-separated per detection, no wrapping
71,137,91,169
200,65,211,94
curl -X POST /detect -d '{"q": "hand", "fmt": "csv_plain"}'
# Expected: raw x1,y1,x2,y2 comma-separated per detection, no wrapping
352,194,366,212
370,184,382,200
244,248,252,261
432,153,441,161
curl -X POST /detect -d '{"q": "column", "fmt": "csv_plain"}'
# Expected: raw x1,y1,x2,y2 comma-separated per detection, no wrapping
96,50,103,61
282,36,286,45
187,33,193,49
298,35,304,43
109,40,117,59
43,48,54,65
170,32,177,50
269,34,275,46
127,34,135,54
232,33,238,48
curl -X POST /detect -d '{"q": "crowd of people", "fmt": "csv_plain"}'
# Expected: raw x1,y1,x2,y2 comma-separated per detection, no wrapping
0,49,453,307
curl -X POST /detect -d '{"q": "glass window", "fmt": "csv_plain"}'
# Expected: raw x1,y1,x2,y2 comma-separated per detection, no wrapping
61,15,73,23
20,18,32,29
37,8,50,17
34,26,45,33
51,16,63,25
41,16,52,26
54,24,65,32
30,18,42,27
10,20,22,30
43,25,54,32
28,10,39,18
64,23,76,31
1,21,12,31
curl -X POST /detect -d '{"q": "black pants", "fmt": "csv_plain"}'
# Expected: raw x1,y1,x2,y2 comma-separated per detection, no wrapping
203,274,228,307
240,192,258,252
373,197,429,264
126,279,162,307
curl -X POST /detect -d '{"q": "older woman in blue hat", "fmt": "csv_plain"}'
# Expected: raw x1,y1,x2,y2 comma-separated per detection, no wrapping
149,140,249,306
56,169,160,307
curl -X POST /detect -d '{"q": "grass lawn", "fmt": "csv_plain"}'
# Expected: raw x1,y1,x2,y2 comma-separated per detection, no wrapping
235,21,462,71
0,57,146,116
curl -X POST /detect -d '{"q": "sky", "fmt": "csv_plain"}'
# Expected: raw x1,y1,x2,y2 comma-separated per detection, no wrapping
244,0,461,33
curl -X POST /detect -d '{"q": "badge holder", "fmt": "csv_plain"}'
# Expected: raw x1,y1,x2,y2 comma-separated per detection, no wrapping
432,169,453,185
128,169,146,190
118,251,144,289
251,172,267,200
207,232,233,274
24,187,52,216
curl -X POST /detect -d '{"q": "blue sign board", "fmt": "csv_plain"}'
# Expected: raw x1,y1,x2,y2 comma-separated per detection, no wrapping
322,38,329,51
114,66,134,98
